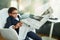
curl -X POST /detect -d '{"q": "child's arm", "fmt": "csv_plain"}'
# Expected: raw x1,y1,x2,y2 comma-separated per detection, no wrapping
4,18,12,28
12,22,23,29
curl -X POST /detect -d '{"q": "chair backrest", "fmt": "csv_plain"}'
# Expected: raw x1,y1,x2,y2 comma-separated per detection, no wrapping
0,8,19,40
0,29,19,40
0,8,8,28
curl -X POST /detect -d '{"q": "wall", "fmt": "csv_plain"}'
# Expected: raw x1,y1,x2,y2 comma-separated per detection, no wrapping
0,0,11,9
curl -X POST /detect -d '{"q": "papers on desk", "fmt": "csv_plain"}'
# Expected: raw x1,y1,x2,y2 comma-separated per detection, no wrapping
21,17,48,29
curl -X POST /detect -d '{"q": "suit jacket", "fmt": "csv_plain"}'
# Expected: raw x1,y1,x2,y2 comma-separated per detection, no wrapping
4,15,20,28
4,15,20,34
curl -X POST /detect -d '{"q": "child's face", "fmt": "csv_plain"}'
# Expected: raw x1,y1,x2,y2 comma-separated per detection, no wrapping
9,10,18,18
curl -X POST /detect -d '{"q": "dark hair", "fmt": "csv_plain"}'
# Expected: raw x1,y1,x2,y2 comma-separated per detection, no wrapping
8,7,17,14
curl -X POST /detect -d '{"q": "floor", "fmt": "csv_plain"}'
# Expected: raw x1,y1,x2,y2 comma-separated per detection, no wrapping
0,35,6,40
38,34,59,40
0,33,60,40
42,36,57,40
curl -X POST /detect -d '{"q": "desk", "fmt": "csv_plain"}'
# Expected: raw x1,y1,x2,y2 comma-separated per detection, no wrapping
48,18,60,40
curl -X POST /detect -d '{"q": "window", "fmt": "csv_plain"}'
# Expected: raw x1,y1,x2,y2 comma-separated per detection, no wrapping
10,0,17,8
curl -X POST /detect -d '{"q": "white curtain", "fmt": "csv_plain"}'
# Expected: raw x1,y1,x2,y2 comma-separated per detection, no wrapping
50,0,60,19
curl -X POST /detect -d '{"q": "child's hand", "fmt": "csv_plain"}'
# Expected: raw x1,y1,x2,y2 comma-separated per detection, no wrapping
15,22,23,29
12,25,16,29
19,22,23,27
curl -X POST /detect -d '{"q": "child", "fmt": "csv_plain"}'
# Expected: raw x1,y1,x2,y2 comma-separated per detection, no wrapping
4,7,22,34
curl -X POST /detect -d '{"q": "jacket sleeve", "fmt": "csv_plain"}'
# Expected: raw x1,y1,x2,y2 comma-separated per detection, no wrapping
4,18,12,28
